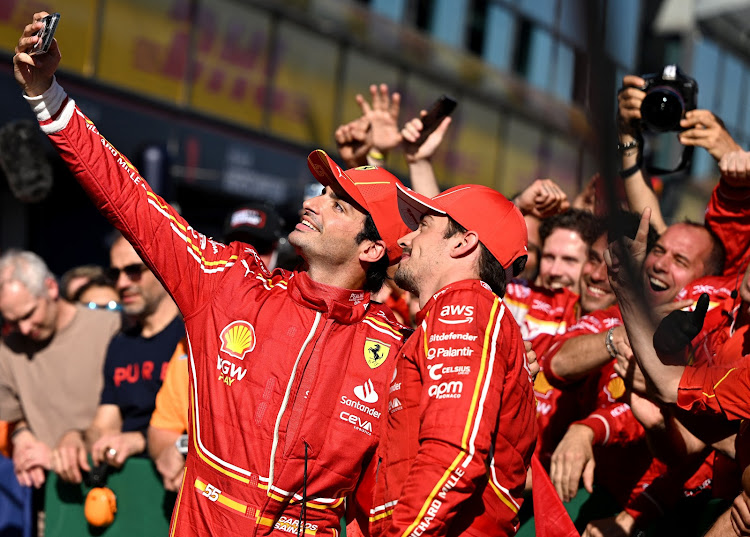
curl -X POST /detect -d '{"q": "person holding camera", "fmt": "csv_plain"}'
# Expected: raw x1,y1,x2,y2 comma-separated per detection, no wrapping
617,72,749,276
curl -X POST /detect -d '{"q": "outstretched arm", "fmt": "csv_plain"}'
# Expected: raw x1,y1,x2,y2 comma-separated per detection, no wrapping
705,149,750,275
617,75,667,234
606,209,685,404
15,12,237,321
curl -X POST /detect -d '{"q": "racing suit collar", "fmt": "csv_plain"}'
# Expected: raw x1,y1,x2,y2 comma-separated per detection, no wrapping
289,271,371,323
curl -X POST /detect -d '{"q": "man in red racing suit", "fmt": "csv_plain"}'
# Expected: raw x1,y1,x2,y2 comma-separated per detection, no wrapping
14,17,410,536
362,184,537,536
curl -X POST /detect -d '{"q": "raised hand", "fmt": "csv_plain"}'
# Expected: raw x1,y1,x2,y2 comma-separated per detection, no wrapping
335,116,371,168
679,110,742,162
13,12,60,97
356,83,402,154
514,178,570,218
653,293,709,356
617,75,647,137
719,149,750,188
401,114,452,164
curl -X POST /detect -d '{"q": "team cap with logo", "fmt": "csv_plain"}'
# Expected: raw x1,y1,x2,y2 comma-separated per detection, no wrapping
396,183,528,271
307,149,409,265
223,203,282,246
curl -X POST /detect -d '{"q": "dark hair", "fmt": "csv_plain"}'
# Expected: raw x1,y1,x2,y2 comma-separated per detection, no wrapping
444,218,511,297
60,264,106,300
355,213,390,293
71,274,117,303
539,209,600,249
680,221,725,276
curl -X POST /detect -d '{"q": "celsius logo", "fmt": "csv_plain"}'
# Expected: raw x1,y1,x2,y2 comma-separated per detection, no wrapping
354,379,378,404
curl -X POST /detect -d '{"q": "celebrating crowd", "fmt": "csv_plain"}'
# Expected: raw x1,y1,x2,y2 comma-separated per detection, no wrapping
3,10,750,537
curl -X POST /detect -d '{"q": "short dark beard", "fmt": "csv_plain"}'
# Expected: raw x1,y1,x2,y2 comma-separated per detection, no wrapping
394,264,419,296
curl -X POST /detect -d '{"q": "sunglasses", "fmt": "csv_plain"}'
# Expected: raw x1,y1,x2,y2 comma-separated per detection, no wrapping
86,301,123,312
107,263,148,282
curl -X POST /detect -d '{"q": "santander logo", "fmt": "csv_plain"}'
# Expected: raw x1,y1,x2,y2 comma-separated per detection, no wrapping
353,379,379,404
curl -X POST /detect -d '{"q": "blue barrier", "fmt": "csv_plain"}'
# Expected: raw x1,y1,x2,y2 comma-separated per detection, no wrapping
0,454,32,537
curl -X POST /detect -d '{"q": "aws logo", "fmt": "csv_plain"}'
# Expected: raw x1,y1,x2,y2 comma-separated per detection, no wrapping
219,321,256,360
438,305,474,325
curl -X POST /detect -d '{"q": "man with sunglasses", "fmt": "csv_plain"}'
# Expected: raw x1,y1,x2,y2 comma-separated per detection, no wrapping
14,15,409,537
51,235,184,483
0,250,120,489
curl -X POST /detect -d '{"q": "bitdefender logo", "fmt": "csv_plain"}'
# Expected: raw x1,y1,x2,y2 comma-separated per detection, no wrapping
354,379,378,404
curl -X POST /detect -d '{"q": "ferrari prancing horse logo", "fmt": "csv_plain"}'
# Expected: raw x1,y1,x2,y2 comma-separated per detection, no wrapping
364,338,390,369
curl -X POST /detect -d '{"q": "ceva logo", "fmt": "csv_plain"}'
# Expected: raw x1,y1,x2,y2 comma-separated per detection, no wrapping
353,379,379,404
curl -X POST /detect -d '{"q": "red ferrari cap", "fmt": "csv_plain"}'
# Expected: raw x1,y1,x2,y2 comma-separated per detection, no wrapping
307,150,409,265
396,183,528,270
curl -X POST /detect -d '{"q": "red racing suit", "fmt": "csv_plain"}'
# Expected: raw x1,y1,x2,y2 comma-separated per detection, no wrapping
541,305,655,503
704,175,750,276
30,81,407,536
678,306,750,421
365,280,537,536
504,282,579,465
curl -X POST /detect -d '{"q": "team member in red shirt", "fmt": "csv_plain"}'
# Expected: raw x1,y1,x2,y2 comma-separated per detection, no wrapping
364,184,536,536
14,16,410,537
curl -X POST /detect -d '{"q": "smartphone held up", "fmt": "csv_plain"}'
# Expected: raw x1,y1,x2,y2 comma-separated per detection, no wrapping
414,95,458,146
30,13,60,56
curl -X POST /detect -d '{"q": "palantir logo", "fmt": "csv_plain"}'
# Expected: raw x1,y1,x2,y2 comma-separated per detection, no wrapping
353,379,379,404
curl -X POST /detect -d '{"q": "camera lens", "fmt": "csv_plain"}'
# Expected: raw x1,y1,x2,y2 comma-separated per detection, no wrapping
641,87,685,132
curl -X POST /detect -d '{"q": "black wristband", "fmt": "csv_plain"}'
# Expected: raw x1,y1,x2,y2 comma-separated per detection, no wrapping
10,425,30,440
619,162,641,179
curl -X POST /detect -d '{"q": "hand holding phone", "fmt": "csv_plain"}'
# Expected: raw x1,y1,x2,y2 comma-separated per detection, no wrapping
30,13,60,56
413,95,457,146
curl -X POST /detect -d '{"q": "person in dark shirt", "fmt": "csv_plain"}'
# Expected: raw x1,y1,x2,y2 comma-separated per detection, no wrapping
53,235,183,482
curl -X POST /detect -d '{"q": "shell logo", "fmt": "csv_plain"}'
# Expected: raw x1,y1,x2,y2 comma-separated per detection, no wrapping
219,321,256,360
533,371,554,397
606,377,626,401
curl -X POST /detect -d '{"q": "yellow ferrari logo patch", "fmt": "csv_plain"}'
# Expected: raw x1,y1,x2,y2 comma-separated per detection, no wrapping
364,339,390,369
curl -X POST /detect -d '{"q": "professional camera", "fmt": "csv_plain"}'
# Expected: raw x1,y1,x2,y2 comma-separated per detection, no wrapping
640,65,698,132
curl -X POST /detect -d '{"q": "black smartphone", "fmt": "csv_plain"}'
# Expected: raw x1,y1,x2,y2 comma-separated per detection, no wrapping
30,13,60,56
414,94,458,146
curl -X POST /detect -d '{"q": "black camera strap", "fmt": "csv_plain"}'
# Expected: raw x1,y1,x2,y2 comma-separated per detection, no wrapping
644,145,694,175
